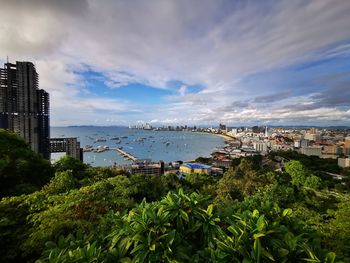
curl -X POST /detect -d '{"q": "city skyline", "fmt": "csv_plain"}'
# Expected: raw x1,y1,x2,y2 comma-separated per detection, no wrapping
1,0,350,126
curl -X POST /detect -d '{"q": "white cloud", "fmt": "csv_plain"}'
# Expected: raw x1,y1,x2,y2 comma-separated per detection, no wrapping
0,0,350,125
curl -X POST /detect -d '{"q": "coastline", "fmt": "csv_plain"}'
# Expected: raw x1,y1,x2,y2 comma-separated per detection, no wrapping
192,131,235,141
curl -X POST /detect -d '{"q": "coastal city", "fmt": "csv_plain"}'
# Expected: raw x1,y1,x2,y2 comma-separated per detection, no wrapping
1,61,350,179
120,123,350,177
1,1,350,262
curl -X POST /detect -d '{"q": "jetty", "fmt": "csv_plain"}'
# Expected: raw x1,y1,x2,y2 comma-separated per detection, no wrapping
116,148,137,161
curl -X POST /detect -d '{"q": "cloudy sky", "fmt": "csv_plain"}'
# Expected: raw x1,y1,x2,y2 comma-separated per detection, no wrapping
1,0,350,127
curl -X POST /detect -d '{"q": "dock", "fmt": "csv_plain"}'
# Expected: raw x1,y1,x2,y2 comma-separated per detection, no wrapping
116,148,137,161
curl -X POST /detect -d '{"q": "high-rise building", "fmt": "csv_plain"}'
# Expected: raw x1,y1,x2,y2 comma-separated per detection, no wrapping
0,61,50,159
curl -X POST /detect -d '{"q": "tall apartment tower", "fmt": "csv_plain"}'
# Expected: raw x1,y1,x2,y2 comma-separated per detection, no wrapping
0,61,50,159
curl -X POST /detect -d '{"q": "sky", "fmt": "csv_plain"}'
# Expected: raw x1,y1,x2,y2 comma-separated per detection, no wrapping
1,0,350,127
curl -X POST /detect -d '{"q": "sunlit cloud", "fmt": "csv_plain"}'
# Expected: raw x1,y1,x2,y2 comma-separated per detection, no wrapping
0,0,350,126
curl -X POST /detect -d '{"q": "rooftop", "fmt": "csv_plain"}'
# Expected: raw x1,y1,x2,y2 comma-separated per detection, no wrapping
182,163,211,169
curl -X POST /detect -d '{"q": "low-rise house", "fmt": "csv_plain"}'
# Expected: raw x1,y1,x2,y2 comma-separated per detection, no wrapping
180,163,212,175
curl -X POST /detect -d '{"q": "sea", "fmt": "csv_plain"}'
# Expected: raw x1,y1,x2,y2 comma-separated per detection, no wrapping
51,126,225,167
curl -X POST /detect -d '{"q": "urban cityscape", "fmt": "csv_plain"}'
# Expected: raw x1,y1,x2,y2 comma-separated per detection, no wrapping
1,61,349,174
1,1,350,263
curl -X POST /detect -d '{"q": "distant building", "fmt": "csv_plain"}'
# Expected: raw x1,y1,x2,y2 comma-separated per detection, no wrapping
300,146,322,157
219,123,226,132
227,128,238,136
309,127,317,134
0,61,50,159
304,133,319,141
180,163,212,175
300,139,309,148
50,137,83,161
343,137,350,156
294,139,309,148
129,160,164,176
144,123,152,130
253,142,268,152
272,144,283,151
212,159,231,169
324,145,342,155
338,158,350,168
294,140,301,148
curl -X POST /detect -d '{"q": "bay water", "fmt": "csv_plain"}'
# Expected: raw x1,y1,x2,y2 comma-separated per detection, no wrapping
51,126,225,167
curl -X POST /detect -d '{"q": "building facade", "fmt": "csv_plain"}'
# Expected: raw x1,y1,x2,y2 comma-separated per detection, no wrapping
343,137,350,157
50,137,83,161
180,163,212,175
0,61,50,159
300,146,322,157
253,142,268,152
338,158,350,168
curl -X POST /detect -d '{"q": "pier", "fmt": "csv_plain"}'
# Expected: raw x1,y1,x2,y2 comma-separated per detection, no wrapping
116,148,137,161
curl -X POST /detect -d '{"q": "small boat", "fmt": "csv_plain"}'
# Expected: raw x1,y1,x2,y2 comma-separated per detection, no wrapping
95,138,107,142
83,148,93,152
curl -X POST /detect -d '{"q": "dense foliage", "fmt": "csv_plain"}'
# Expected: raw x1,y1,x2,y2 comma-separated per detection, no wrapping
0,129,54,197
1,131,350,262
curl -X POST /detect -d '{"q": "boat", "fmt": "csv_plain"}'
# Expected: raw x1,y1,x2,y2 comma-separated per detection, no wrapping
95,145,109,153
83,145,94,152
121,136,128,139
95,138,107,142
83,148,93,152
110,137,119,140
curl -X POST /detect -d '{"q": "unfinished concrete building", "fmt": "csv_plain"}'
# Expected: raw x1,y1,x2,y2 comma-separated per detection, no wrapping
50,137,83,161
0,61,50,159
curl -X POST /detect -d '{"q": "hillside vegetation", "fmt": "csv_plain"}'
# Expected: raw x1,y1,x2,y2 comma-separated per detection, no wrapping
0,130,350,262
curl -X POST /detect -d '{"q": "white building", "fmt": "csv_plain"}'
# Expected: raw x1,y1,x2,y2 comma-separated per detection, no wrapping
253,142,268,152
294,140,301,148
228,128,238,136
338,158,350,168
144,123,152,130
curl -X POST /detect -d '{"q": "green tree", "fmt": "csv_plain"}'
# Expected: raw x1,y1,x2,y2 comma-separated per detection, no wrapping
326,200,350,261
0,129,53,197
285,160,321,189
42,170,78,194
54,156,88,180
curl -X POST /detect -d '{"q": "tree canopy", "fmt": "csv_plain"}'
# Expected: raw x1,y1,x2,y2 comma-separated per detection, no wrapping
0,130,350,262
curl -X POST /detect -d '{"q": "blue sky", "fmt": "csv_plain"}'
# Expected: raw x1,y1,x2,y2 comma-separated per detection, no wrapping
1,0,350,126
